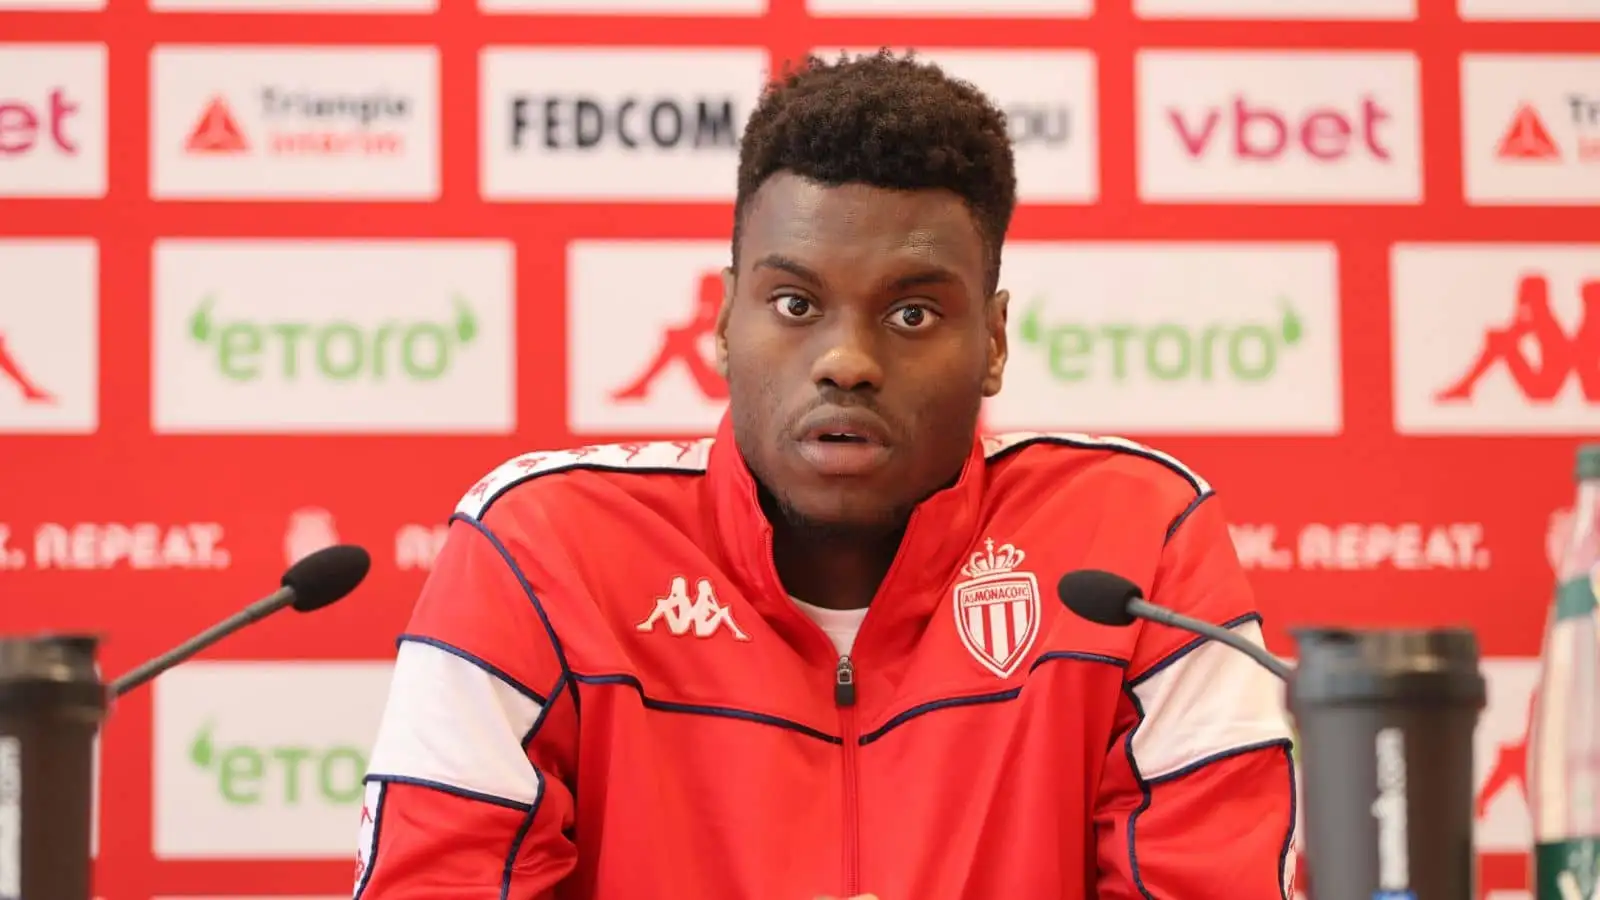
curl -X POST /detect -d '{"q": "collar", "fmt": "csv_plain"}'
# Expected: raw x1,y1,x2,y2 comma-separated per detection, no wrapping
706,410,988,666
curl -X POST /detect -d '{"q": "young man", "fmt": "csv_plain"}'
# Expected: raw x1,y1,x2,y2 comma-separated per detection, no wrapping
353,50,1296,899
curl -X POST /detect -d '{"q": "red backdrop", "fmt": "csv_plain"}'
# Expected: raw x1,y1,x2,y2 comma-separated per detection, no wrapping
1,0,1596,896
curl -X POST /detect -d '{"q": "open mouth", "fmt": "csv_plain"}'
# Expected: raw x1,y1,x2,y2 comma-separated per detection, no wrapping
816,432,870,444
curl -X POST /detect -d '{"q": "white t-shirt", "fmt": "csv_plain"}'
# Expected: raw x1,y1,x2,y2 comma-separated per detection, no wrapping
791,597,869,657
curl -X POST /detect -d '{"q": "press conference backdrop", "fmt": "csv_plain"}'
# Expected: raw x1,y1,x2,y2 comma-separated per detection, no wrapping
0,0,1597,896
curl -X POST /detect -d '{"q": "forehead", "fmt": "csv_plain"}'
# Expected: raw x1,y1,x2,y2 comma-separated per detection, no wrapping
738,172,986,283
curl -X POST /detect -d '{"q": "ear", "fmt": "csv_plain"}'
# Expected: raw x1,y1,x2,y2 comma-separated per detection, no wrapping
982,288,1009,397
714,266,736,379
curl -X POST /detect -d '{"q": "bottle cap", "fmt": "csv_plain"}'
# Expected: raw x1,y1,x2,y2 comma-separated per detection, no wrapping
1578,444,1600,481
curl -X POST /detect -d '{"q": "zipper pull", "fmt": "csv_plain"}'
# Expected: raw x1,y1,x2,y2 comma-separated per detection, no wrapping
835,655,856,707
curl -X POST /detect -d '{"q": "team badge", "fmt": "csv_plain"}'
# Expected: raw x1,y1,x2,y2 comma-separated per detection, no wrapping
952,538,1041,678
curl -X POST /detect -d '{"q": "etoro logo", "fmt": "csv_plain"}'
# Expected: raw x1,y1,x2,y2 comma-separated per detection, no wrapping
153,239,515,434
983,242,1341,435
189,720,367,808
187,294,479,383
1016,300,1304,384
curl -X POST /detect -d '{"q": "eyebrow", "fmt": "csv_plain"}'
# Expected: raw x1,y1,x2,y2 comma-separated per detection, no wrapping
751,253,964,292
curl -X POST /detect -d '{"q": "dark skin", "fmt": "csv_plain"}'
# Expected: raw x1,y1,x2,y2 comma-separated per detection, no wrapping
715,171,1010,611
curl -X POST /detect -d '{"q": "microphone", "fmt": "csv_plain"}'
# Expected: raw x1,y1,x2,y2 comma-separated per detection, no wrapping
1054,566,1487,900
107,544,370,698
1055,569,1293,680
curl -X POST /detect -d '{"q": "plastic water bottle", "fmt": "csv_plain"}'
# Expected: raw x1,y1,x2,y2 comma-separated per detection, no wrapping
1530,444,1600,900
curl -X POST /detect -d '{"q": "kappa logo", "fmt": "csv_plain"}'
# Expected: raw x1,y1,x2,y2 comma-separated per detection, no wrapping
953,538,1042,678
1436,273,1600,404
637,575,751,641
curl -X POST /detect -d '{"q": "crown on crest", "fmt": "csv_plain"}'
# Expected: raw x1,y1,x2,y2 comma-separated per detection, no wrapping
961,538,1025,579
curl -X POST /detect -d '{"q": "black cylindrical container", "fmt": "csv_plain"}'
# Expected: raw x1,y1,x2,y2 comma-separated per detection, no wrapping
1289,627,1486,900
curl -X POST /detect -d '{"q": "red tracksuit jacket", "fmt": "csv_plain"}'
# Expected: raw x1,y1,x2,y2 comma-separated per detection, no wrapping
353,415,1297,899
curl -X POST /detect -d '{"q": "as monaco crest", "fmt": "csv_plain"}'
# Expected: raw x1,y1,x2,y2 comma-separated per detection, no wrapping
953,538,1041,678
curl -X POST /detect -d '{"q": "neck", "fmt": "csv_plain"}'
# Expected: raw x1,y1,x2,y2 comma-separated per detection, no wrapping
763,499,904,610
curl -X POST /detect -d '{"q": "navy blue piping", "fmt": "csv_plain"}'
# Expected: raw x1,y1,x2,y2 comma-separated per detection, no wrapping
1278,744,1298,900
450,513,579,718
475,464,706,517
523,675,565,748
984,435,1207,497
351,781,386,899
572,672,843,744
1122,684,1157,900
499,769,545,900
1144,737,1294,786
1164,491,1214,544
1127,612,1263,688
397,633,549,707
860,689,1020,745
362,773,534,813
1030,650,1129,673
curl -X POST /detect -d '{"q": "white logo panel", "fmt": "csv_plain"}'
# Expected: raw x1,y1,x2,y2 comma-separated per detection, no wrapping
482,0,762,10
152,0,434,8
1460,0,1600,19
152,239,515,434
482,48,765,201
1392,243,1600,434
1137,51,1422,203
0,0,104,8
153,662,393,859
808,0,1090,15
568,240,729,435
815,47,1098,203
0,44,106,197
986,242,1341,435
150,46,439,199
1462,54,1600,205
0,240,98,434
1136,0,1413,16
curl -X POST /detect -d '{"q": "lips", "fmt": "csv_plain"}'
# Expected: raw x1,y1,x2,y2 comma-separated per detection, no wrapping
795,409,892,476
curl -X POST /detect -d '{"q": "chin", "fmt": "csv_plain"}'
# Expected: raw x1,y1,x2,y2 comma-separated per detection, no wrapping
779,489,907,536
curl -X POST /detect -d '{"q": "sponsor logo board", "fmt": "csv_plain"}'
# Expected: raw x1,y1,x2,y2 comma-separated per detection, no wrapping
151,240,515,434
985,242,1342,434
0,239,98,434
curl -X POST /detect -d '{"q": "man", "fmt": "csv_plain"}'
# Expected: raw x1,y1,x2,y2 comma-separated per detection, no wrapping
353,50,1296,899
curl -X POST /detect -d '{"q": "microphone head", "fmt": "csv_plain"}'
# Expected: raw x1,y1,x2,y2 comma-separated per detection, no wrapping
281,544,371,612
1056,569,1144,628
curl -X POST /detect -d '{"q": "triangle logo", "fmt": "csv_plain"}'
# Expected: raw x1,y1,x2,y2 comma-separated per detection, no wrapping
1495,103,1560,161
184,96,249,154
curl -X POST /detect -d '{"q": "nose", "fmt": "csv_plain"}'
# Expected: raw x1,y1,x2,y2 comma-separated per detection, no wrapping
809,314,884,393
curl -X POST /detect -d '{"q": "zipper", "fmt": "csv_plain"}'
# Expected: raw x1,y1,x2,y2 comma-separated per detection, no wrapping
837,654,862,898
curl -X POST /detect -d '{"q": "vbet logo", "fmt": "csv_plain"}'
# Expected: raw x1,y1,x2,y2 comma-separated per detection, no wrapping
152,239,515,434
1463,55,1600,205
0,239,98,434
153,661,392,859
1135,0,1413,17
568,240,731,435
816,46,1097,203
482,47,765,201
151,46,438,199
1137,50,1422,204
983,242,1341,435
0,43,106,197
1392,243,1600,434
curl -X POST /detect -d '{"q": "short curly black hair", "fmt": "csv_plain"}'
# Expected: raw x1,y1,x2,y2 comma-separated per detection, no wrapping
732,49,1017,294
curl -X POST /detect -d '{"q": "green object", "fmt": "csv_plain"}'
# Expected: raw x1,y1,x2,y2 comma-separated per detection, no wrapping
1555,577,1599,622
1534,839,1600,900
1578,444,1600,482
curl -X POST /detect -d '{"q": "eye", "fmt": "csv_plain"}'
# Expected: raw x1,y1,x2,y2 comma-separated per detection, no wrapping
890,304,940,330
772,294,817,320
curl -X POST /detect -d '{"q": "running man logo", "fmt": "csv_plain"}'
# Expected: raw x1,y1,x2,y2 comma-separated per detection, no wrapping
0,332,55,406
1436,274,1600,404
185,96,249,154
636,576,751,641
1497,103,1561,161
611,271,728,403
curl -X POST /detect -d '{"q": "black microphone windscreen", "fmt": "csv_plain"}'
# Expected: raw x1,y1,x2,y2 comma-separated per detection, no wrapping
1056,569,1144,628
281,544,371,612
